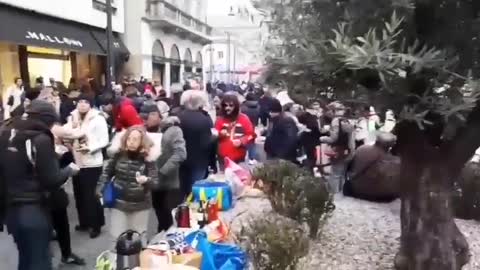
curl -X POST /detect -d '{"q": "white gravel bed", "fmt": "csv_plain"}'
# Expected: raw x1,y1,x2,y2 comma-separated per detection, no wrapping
226,194,480,270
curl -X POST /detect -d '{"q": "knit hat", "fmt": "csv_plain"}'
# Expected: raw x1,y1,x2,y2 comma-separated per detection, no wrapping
270,98,283,113
141,101,160,115
77,93,94,107
26,99,59,126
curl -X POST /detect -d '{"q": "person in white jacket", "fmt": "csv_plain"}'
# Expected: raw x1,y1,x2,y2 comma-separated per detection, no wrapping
3,77,24,119
63,94,109,238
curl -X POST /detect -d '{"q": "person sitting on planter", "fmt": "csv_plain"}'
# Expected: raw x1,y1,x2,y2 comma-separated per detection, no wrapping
343,132,400,202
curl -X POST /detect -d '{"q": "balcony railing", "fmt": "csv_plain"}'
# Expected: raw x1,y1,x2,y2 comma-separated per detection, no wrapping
146,0,212,43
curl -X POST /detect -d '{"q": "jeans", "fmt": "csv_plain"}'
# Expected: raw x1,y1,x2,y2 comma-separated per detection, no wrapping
6,204,52,270
179,163,207,199
152,189,182,232
328,161,347,193
109,209,150,238
247,143,258,161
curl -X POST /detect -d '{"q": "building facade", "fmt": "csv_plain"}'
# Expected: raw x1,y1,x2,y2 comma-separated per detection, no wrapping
124,0,212,94
0,0,127,95
204,0,265,83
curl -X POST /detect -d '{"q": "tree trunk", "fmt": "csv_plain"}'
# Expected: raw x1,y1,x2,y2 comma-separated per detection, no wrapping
394,157,470,270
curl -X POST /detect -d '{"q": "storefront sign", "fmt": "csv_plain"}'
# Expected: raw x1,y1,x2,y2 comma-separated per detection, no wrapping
25,31,83,48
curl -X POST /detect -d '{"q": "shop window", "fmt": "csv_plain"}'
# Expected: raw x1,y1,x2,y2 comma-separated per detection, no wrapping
218,51,224,59
0,43,20,97
27,46,71,87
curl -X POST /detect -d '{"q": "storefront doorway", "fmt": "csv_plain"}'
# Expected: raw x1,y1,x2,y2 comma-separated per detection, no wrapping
152,40,166,87
170,45,181,84
184,49,193,73
27,47,71,87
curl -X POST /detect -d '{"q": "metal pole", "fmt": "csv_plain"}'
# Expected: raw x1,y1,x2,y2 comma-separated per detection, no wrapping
106,0,114,93
209,44,214,82
226,32,231,83
233,44,236,83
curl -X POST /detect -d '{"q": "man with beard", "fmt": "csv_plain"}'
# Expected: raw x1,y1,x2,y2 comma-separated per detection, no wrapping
63,94,109,238
215,94,255,168
0,100,80,270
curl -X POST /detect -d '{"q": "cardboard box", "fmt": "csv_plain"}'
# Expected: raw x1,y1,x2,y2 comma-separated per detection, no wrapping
140,249,201,270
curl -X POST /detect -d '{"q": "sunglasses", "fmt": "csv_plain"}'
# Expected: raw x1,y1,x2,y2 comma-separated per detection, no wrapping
222,103,235,108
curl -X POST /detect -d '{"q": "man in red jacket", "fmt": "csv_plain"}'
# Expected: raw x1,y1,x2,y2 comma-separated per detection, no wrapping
215,93,255,167
113,96,144,131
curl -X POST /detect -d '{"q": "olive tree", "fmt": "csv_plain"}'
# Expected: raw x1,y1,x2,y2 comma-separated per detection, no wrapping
256,0,480,269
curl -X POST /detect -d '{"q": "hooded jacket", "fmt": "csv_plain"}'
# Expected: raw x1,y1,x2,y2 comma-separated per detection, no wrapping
99,130,162,212
241,100,260,126
0,118,73,214
215,112,255,162
114,97,144,131
264,114,299,162
63,109,109,168
156,116,187,190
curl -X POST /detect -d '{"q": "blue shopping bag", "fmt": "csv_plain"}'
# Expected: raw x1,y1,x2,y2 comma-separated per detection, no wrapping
102,177,117,208
185,231,247,270
190,180,233,211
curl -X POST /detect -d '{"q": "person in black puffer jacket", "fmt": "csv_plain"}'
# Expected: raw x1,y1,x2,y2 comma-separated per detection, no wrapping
264,99,299,163
241,93,260,127
0,100,80,270
176,90,213,198
98,125,161,238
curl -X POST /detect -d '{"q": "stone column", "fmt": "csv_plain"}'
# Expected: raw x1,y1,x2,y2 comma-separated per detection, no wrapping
179,63,185,84
164,62,171,96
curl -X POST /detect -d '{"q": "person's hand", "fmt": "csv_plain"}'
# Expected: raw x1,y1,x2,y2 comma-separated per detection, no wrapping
76,145,90,154
68,162,80,175
232,139,242,147
136,173,149,184
220,129,228,136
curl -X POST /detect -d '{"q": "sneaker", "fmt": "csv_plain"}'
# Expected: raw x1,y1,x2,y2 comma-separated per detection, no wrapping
89,228,101,239
248,159,258,165
74,225,89,232
61,253,86,265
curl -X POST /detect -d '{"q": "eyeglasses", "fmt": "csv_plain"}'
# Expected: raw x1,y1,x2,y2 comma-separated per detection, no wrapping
222,103,235,108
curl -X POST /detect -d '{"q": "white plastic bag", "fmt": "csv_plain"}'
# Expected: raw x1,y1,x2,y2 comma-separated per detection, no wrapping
224,157,251,197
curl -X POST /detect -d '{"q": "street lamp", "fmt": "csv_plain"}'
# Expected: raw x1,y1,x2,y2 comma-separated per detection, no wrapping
226,6,236,83
228,6,236,17
105,0,114,93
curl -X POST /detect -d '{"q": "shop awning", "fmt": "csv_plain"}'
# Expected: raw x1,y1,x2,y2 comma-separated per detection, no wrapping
91,30,130,56
0,4,105,54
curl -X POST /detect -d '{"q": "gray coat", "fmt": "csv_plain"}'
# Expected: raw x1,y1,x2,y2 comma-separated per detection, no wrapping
156,116,187,190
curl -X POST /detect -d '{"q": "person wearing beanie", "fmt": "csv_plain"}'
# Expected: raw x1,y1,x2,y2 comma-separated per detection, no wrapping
139,101,186,232
0,99,80,270
62,94,109,238
264,98,299,163
111,93,144,132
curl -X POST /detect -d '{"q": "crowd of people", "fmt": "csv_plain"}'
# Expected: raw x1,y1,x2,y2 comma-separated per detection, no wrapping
0,75,400,270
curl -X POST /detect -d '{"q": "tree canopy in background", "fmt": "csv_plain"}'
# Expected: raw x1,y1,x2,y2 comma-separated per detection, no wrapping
261,0,480,129
257,0,480,269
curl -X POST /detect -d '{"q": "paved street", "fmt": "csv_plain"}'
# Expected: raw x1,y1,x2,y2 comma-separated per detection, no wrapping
0,181,158,270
